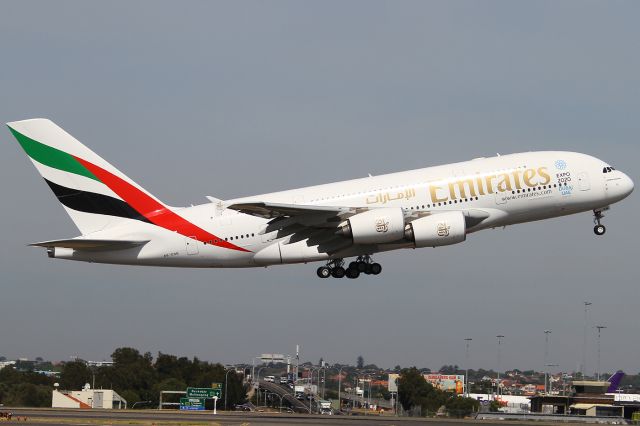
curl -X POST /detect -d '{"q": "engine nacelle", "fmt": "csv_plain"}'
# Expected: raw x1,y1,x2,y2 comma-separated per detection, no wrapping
339,208,405,244
404,211,466,248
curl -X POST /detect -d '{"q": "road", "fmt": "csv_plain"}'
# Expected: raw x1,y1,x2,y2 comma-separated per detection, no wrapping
2,407,594,426
257,380,311,413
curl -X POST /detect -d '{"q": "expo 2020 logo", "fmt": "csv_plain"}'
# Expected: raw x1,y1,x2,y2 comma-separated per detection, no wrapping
554,160,567,170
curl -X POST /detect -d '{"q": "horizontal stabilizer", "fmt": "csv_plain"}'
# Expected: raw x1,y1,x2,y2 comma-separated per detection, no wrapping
29,238,149,251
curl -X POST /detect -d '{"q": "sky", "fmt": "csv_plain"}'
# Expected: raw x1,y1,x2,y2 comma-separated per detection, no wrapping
0,1,638,375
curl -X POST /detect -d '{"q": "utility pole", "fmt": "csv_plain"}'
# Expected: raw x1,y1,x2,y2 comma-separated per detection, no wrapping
496,335,504,397
596,325,607,381
582,302,592,378
544,330,551,394
464,338,472,397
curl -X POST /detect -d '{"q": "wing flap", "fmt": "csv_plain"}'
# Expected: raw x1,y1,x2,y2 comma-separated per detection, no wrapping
29,238,149,251
228,201,353,219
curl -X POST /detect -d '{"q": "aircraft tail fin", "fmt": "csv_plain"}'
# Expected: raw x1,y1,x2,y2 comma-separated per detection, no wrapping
7,118,167,235
607,371,625,392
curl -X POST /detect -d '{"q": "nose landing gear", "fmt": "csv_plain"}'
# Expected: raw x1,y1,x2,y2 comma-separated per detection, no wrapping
593,209,606,236
317,256,382,279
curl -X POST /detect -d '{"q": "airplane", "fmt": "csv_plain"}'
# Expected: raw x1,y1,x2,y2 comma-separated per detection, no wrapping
7,118,634,278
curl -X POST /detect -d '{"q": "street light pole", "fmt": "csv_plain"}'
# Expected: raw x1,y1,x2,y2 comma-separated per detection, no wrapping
596,325,607,381
338,366,345,412
582,302,592,378
544,330,551,394
224,368,234,410
256,367,266,407
464,338,472,397
496,335,504,397
368,374,372,413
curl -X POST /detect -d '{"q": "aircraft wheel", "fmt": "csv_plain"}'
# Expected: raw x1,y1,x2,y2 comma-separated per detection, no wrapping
594,224,606,236
346,268,360,279
332,266,346,278
348,261,358,270
317,266,331,278
364,263,372,275
356,261,367,272
370,263,382,275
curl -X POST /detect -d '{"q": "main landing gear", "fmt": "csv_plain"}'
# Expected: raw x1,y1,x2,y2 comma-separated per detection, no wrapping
593,209,606,236
316,255,382,279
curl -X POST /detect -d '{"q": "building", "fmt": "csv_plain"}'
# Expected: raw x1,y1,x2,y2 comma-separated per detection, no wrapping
0,361,16,370
529,379,640,421
52,385,127,409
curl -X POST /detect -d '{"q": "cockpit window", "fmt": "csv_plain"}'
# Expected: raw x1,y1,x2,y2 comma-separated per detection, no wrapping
602,166,616,173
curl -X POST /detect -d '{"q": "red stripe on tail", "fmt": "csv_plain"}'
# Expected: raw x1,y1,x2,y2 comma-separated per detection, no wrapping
74,156,250,253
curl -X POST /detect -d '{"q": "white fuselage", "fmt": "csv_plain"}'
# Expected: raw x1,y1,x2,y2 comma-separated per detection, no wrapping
54,151,633,267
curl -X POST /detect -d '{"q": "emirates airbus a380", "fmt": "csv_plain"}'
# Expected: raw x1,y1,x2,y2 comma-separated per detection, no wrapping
8,119,633,278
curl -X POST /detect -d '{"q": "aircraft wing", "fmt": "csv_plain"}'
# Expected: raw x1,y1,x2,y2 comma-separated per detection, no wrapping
227,201,354,219
29,238,149,251
228,201,491,254
227,201,361,254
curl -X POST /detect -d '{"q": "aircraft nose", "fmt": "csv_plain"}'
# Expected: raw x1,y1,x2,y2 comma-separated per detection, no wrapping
605,171,634,203
621,172,634,197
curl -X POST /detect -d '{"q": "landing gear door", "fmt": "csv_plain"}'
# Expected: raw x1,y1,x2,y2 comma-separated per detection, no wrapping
577,172,590,191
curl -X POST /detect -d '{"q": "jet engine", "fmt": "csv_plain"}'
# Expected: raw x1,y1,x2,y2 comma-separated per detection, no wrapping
404,211,466,248
339,208,405,244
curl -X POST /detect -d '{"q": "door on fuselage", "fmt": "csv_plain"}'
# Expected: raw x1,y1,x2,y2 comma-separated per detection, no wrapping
577,172,590,191
185,237,199,255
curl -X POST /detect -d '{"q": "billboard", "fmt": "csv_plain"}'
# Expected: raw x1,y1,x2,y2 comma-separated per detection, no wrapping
424,374,464,394
388,373,399,392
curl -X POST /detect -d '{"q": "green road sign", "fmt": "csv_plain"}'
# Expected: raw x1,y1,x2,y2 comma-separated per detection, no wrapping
186,387,221,398
179,397,205,411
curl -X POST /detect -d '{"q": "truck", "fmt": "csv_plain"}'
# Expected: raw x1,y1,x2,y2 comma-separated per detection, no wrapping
294,385,306,400
319,400,332,415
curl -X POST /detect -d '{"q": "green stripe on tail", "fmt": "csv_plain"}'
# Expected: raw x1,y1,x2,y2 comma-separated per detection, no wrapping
8,126,99,182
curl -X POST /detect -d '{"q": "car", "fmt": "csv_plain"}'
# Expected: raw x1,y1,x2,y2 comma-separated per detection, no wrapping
265,375,275,383
279,377,288,384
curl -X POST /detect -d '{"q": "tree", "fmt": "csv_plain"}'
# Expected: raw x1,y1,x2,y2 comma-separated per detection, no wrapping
109,347,157,400
439,365,460,374
357,356,364,369
398,367,449,416
445,396,479,418
60,361,91,390
398,367,431,412
0,367,54,408
489,399,502,412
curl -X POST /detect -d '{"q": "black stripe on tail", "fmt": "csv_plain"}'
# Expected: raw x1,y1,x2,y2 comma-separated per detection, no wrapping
44,179,151,223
